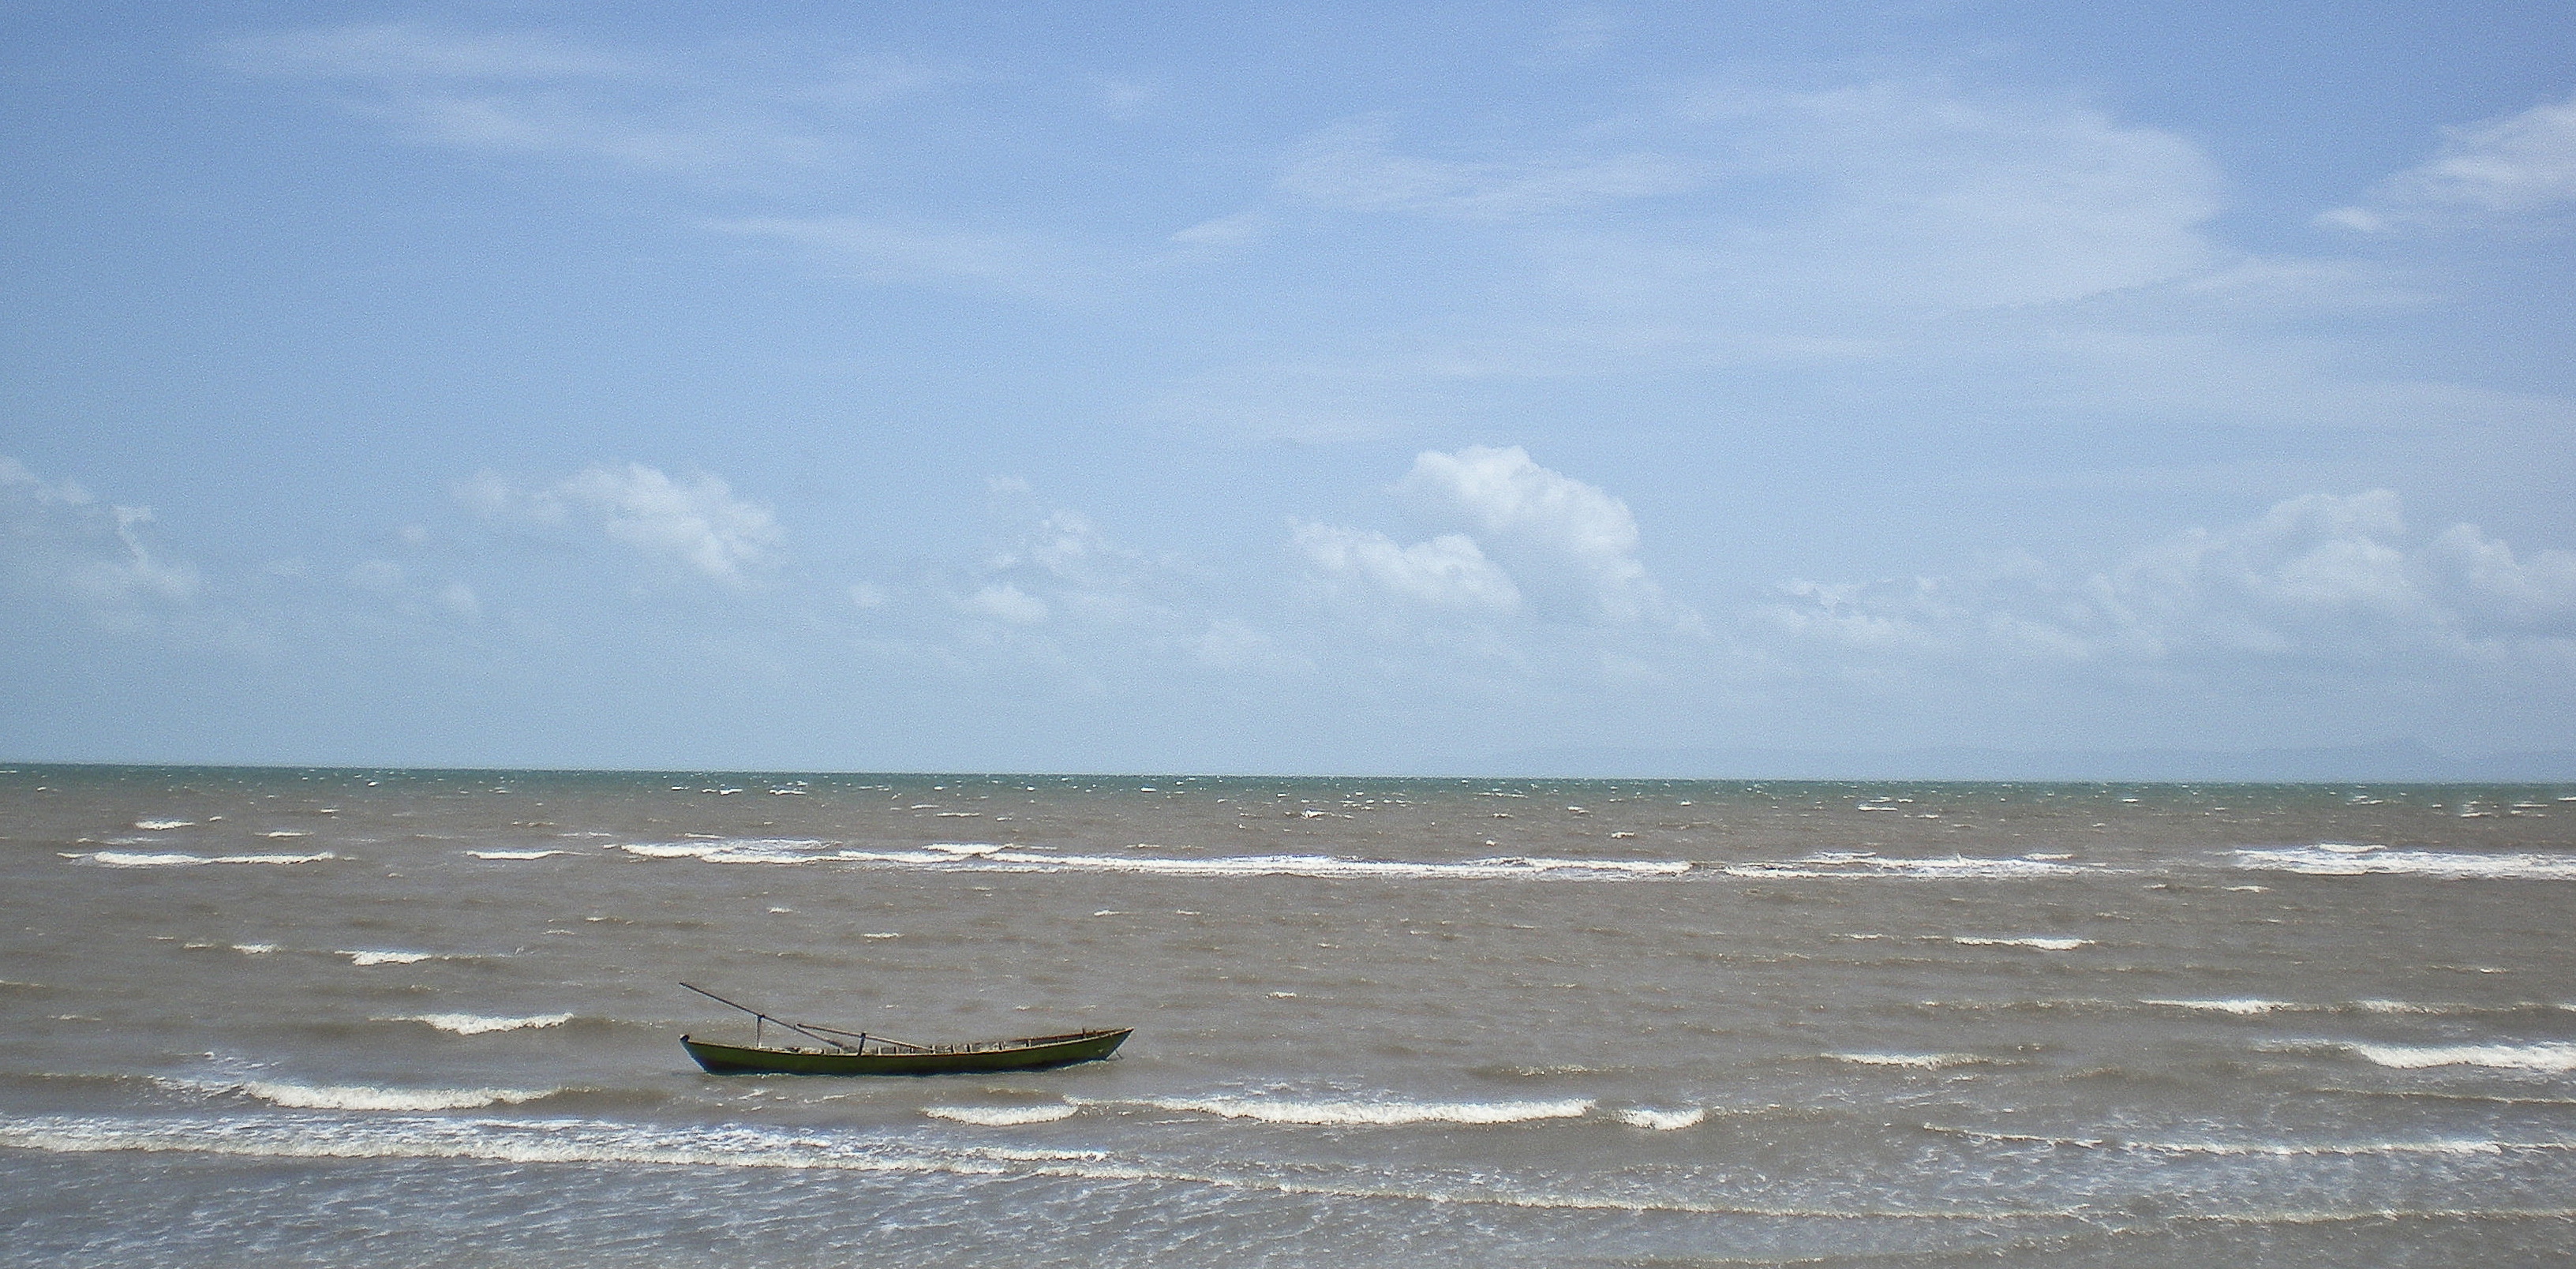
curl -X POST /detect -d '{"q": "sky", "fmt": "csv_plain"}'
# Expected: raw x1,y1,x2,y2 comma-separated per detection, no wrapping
3,2,2573,775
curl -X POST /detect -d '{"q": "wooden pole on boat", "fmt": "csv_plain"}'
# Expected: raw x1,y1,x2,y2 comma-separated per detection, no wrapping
679,982,857,1052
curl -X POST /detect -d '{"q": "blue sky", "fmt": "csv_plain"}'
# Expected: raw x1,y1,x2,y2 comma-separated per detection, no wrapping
5,2,2573,773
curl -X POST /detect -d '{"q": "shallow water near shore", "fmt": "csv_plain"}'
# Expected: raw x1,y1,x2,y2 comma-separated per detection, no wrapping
6,765,2574,1265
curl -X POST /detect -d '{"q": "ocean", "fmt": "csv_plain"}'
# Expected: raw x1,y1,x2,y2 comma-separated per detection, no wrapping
5,765,2573,1266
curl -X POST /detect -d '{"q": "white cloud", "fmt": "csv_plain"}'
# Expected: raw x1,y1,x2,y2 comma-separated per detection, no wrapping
1398,445,1668,623
1667,77,2225,309
1279,116,1694,222
962,582,1050,624
1754,491,2576,673
1291,522,1522,612
215,23,858,178
436,581,481,620
713,217,1093,299
556,464,781,584
2323,91,2576,232
467,463,781,585
215,21,635,82
2,458,204,620
1194,618,1310,673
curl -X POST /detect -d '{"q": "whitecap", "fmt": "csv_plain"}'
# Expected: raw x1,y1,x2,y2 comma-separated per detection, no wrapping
923,1105,1079,1126
80,851,207,867
339,949,437,966
613,839,832,864
71,850,335,868
1825,1052,1990,1069
819,848,1689,882
468,849,568,860
393,1013,574,1035
1953,936,2091,950
2346,1042,2576,1072
234,1080,553,1111
262,830,310,839
2142,998,2297,1015
230,943,279,955
2233,846,2576,881
1616,1106,1706,1131
1110,1094,1593,1125
133,819,193,831
1727,854,2107,881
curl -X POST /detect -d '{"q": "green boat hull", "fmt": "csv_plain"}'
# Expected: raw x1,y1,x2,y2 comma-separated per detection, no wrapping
682,1028,1131,1076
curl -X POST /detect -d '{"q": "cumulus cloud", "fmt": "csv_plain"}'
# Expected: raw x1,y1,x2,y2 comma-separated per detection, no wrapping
1398,445,1669,623
1754,492,2576,674
2322,91,2576,232
465,463,781,585
1293,522,1522,612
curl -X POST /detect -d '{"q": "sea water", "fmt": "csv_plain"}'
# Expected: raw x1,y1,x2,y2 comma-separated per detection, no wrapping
4,766,2573,1265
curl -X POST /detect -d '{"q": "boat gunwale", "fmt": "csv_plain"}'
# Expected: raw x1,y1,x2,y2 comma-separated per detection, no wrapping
682,1027,1132,1061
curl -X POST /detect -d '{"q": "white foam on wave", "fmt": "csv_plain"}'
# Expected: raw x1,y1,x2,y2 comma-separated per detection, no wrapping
622,841,1690,882
1727,853,2109,881
2346,1041,2576,1072
262,830,310,839
338,949,449,967
2233,845,2576,881
1953,936,2091,950
468,849,568,860
154,1076,556,1111
392,1013,574,1035
231,943,279,955
240,1080,554,1111
613,839,836,864
924,1104,1080,1126
1937,1125,2570,1159
1616,1106,1706,1131
133,819,193,831
2143,998,2297,1015
69,850,335,867
1106,1094,1594,1125
1825,1052,1991,1069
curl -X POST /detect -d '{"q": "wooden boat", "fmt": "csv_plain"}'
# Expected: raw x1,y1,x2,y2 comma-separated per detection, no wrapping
682,1028,1132,1076
677,983,1129,1076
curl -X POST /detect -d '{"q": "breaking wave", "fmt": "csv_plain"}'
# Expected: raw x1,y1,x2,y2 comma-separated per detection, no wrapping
67,851,335,868
336,949,466,967
924,1104,1081,1126
2233,846,2576,881
153,1076,559,1112
1930,1125,2575,1158
1952,936,2092,950
1615,1106,1707,1131
1825,1053,1994,1069
1725,852,2110,881
2344,1042,2576,1072
468,849,569,860
1098,1094,1595,1126
388,1013,575,1035
612,840,1689,882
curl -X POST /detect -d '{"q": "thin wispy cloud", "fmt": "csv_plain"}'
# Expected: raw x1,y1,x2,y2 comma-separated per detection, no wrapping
2323,91,2576,233
713,216,1097,300
213,21,905,178
463,464,782,586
